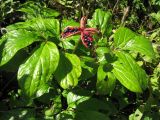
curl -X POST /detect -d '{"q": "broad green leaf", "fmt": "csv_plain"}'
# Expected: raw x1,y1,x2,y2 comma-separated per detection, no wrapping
97,64,116,95
75,110,110,120
18,41,59,97
0,29,39,66
96,47,110,63
55,53,81,89
125,36,155,59
112,51,148,92
96,47,116,94
67,89,92,108
29,18,60,36
88,9,112,36
76,98,113,112
114,27,136,48
114,27,155,59
0,50,27,72
80,56,98,80
7,18,60,37
95,47,115,64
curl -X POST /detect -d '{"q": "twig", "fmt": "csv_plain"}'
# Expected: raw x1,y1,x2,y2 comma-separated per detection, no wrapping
121,6,130,26
112,0,120,14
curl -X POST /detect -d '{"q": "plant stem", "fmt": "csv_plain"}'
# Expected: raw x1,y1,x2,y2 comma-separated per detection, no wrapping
72,38,81,53
121,6,130,26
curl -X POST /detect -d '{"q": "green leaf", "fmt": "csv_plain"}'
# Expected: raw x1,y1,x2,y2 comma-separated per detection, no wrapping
18,41,59,97
112,51,148,92
95,47,116,94
18,1,60,19
88,9,112,36
29,18,60,36
75,110,110,120
97,64,116,95
125,36,155,59
56,110,75,120
55,53,81,89
80,56,98,80
7,18,60,37
76,98,112,112
0,29,39,66
114,27,155,59
67,89,92,108
40,8,60,18
114,27,136,48
150,11,160,23
59,36,80,50
129,107,143,120
95,47,115,64
0,50,27,72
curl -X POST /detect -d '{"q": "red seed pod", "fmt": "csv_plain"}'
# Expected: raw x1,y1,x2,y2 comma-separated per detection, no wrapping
80,16,87,29
61,26,81,38
81,31,93,48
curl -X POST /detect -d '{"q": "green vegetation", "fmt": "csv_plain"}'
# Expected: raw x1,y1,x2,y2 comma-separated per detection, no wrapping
0,0,159,119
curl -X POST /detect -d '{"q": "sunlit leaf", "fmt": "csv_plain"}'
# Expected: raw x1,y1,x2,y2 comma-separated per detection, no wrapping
55,53,81,89
114,27,155,59
112,51,148,92
114,27,136,48
125,36,155,59
67,89,92,108
0,29,39,66
18,41,59,97
56,110,75,120
97,64,116,95
88,9,112,36
7,18,60,37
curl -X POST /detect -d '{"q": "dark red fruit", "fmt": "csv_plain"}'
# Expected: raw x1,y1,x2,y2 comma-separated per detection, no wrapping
61,27,81,38
81,32,93,48
61,16,100,48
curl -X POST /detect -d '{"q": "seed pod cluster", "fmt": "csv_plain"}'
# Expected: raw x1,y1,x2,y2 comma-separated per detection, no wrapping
61,27,80,38
82,33,93,48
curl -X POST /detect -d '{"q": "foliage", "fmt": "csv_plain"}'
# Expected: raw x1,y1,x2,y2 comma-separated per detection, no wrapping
0,0,19,22
0,0,159,120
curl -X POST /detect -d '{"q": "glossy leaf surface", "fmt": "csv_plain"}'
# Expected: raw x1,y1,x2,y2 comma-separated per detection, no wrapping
55,53,81,89
18,41,59,97
114,27,155,59
7,18,60,37
88,9,112,36
97,64,116,95
112,51,148,92
0,29,39,66
114,27,136,48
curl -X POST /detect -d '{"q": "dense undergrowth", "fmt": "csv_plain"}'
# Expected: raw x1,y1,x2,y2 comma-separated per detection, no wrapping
0,0,159,120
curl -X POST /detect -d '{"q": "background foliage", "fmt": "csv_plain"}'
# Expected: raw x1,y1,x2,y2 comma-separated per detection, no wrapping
0,0,159,120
